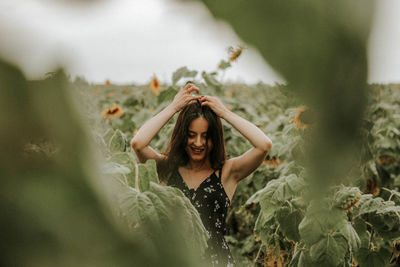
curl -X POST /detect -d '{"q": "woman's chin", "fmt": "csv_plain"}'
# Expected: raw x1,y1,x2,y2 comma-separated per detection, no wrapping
189,153,206,162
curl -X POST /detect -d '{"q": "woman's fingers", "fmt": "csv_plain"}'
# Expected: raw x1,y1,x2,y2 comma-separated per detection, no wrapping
190,95,201,102
182,83,199,94
187,86,199,95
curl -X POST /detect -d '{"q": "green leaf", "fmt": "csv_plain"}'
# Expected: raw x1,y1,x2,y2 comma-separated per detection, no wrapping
240,235,256,254
254,209,276,245
158,86,178,105
109,152,135,169
108,152,137,187
276,207,303,242
101,162,131,175
355,247,392,267
353,218,370,248
148,182,209,254
145,159,159,184
201,71,222,93
218,60,231,70
103,128,115,144
171,66,197,85
143,191,171,224
309,232,348,266
299,204,347,246
354,194,400,218
297,250,322,267
108,129,127,153
119,187,159,228
138,165,149,192
258,174,305,206
138,160,159,192
338,221,361,252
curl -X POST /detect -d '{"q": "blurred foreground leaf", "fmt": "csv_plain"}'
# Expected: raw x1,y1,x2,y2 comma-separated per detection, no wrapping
0,59,207,267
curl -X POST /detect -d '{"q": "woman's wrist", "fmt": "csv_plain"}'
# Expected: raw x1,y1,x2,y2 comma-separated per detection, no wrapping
166,103,179,115
220,108,233,121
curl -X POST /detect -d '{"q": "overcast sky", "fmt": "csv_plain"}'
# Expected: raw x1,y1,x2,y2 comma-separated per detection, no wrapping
0,0,399,85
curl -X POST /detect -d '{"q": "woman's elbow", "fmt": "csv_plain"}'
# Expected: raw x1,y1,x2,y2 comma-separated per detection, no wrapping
263,139,272,154
130,138,141,151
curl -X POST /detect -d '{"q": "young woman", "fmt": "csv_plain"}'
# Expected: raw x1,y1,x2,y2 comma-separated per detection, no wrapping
131,83,272,266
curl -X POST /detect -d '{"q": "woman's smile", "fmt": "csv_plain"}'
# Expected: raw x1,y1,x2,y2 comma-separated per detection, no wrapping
190,146,205,154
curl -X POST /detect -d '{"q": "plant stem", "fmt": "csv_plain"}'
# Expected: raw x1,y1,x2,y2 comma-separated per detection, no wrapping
253,244,263,267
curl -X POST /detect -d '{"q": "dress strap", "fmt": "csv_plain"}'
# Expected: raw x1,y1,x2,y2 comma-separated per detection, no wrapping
218,166,222,179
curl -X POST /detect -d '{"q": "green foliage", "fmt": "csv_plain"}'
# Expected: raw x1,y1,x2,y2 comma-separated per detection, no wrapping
107,128,127,153
158,86,178,105
0,59,208,267
172,66,197,85
138,160,159,192
201,71,222,93
218,60,231,70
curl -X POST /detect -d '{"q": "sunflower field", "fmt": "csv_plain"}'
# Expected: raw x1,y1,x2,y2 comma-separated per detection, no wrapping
3,50,397,266
2,1,400,266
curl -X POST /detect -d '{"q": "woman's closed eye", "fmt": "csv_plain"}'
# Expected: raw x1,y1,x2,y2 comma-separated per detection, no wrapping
188,132,207,138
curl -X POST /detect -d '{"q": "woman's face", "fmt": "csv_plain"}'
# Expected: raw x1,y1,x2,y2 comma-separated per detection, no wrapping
185,116,213,163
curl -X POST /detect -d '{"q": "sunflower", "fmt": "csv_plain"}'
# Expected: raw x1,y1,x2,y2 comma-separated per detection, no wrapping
150,76,162,96
101,104,124,119
289,106,309,130
262,157,282,168
377,156,396,165
108,92,114,98
229,45,245,62
123,89,130,94
366,179,380,196
105,79,111,86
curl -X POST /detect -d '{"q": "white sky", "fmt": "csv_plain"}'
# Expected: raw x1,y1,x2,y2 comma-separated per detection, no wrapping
0,0,399,85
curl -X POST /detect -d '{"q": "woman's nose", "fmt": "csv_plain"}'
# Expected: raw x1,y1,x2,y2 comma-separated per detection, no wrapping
194,136,203,146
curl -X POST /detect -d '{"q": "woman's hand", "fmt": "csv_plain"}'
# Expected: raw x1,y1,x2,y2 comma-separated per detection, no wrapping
170,83,201,112
199,95,230,118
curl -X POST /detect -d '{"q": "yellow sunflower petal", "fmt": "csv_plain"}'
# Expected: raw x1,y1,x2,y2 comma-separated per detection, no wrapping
150,76,162,96
101,104,124,119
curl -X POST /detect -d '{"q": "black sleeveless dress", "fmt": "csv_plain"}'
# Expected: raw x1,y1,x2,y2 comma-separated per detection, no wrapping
167,167,236,267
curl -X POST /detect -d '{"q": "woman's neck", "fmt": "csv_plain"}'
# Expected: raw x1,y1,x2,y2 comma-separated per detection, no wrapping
185,160,211,171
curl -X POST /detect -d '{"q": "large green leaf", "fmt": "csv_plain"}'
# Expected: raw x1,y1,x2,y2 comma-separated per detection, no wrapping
298,204,347,246
355,247,392,267
108,152,136,187
171,66,197,85
119,187,159,229
276,206,303,242
258,174,305,207
138,160,159,192
338,221,361,253
201,71,221,93
143,191,171,224
309,232,348,266
158,86,178,105
108,129,127,153
101,162,131,175
148,182,209,255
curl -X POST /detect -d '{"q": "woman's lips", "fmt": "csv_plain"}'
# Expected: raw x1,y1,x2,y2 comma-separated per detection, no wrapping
191,147,204,154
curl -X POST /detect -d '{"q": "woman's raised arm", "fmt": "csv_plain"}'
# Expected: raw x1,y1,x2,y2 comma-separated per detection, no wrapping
199,95,272,183
131,83,200,163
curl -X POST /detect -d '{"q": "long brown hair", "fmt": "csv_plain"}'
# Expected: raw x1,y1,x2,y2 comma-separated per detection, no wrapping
157,101,226,182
